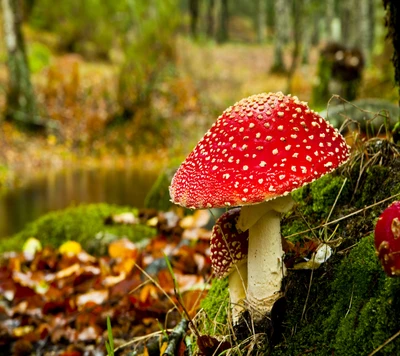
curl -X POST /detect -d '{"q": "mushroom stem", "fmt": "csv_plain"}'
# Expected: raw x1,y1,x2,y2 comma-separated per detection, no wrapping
237,195,294,320
228,262,247,324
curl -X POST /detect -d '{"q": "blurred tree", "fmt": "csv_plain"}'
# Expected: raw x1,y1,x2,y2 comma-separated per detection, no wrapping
271,0,287,73
206,0,216,38
217,0,229,43
287,0,304,92
189,0,199,38
255,0,266,43
325,0,335,41
2,0,39,126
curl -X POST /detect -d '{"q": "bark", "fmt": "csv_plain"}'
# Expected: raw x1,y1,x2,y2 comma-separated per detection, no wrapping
2,0,39,126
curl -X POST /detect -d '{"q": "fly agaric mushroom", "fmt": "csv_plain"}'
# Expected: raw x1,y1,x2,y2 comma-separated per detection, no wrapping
374,201,400,276
210,208,248,324
170,92,350,321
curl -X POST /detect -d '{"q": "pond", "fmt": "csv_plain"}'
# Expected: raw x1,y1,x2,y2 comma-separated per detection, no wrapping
0,166,160,238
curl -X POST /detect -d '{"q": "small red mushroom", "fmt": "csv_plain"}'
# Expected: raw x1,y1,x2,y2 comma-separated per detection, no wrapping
170,92,350,321
210,208,248,323
374,201,400,276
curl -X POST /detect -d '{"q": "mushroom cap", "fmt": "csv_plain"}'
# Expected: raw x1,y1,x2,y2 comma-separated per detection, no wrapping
210,208,248,278
374,201,400,277
170,92,350,209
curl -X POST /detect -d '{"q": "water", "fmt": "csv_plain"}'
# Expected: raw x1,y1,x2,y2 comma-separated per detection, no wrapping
0,166,160,238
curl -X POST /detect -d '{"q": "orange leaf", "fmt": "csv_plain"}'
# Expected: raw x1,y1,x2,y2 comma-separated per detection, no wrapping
108,238,138,259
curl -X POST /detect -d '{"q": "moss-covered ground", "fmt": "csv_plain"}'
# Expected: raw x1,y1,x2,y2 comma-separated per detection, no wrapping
200,138,400,355
0,203,156,254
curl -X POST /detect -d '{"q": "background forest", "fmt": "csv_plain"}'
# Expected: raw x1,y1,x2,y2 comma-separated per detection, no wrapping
0,0,398,177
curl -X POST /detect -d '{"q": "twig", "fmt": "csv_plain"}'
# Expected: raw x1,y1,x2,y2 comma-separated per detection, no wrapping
163,318,188,356
368,328,400,356
344,284,354,318
300,256,315,323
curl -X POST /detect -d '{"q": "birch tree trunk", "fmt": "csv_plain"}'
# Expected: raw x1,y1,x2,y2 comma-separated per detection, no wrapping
2,0,38,126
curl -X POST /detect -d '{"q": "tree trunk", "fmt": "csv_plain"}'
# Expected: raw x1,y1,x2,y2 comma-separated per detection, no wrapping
2,0,39,126
206,0,215,38
359,0,373,65
287,0,303,92
189,0,199,39
325,0,335,41
271,0,287,73
255,0,266,43
217,0,229,43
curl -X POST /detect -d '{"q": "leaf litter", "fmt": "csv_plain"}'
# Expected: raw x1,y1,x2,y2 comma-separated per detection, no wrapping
0,209,214,355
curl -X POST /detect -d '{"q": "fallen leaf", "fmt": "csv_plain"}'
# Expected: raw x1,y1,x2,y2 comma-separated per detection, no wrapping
59,241,83,256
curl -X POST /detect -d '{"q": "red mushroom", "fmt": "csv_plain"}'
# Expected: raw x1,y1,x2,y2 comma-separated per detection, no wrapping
170,92,350,321
374,201,400,276
210,208,248,324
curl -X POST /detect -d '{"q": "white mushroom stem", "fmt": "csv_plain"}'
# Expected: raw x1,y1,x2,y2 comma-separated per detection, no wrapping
228,262,247,324
236,195,294,319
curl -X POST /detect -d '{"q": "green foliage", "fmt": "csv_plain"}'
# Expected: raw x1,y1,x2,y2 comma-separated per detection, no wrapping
27,42,52,73
30,0,122,58
0,203,155,253
105,317,115,356
117,0,180,116
0,165,9,195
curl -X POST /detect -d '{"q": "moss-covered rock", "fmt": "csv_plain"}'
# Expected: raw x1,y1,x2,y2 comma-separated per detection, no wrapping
0,203,156,254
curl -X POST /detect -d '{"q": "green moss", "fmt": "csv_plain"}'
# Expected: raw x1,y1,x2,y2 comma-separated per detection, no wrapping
357,166,390,207
0,203,156,254
273,235,400,355
200,278,229,335
310,174,350,217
